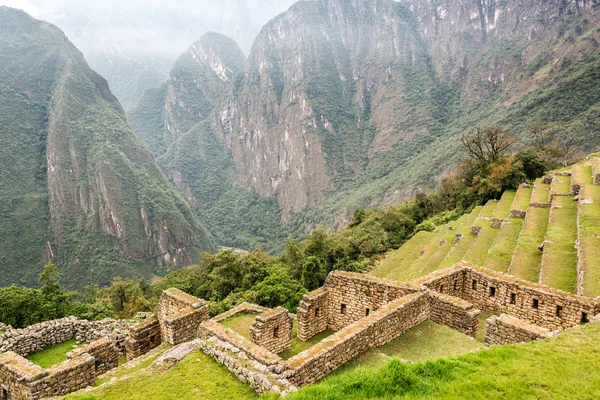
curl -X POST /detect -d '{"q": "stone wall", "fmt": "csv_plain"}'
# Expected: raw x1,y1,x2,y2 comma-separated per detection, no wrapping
68,338,119,377
411,263,600,332
485,314,554,346
212,303,269,323
0,351,96,400
0,317,128,358
593,158,600,185
463,267,599,331
296,288,329,341
287,292,429,387
157,289,209,345
250,307,293,354
323,271,415,331
125,317,161,361
428,292,480,337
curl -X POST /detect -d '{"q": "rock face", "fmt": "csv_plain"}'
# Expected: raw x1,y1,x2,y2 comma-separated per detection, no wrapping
0,7,215,288
131,0,600,249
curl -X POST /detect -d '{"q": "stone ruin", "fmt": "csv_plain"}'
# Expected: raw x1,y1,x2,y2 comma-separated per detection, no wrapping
0,317,127,400
3,262,599,398
194,263,600,394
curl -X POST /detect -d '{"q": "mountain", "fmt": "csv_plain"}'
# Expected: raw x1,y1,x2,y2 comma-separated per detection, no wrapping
130,0,600,251
0,6,216,288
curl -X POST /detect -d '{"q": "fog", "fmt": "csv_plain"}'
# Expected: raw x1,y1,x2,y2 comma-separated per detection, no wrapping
0,0,298,108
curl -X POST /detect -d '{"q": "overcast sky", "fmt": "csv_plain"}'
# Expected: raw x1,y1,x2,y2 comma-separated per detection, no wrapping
0,0,298,56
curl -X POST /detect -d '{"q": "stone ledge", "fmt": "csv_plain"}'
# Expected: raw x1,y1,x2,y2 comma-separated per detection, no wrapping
213,303,269,322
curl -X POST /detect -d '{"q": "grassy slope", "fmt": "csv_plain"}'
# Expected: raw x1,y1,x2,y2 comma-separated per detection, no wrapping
371,231,434,278
578,162,600,297
289,323,600,400
399,219,464,281
509,180,551,282
27,338,78,369
540,195,578,293
484,189,526,272
420,215,469,275
220,313,257,339
463,192,515,267
438,205,488,269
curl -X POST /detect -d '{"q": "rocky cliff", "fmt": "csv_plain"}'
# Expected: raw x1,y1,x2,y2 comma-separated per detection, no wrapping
0,7,215,288
131,0,600,250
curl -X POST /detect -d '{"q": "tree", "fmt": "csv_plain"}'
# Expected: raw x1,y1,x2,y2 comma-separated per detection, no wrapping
39,262,60,296
555,136,583,167
460,126,517,165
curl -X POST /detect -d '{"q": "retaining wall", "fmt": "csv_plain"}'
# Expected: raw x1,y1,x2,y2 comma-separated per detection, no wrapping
593,158,600,185
287,292,429,387
485,314,554,346
68,338,119,376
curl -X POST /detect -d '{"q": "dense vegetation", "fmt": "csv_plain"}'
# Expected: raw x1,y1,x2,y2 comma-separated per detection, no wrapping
0,131,568,326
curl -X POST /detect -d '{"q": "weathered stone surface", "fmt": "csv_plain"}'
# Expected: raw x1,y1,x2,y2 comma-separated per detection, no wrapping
152,339,202,368
250,308,293,354
157,288,210,346
485,314,555,346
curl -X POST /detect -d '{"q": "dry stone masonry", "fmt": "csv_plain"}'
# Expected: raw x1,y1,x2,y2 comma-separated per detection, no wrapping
249,307,293,354
485,314,555,346
157,288,209,345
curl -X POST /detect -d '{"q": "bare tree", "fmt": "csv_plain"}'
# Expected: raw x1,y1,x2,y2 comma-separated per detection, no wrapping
529,122,564,150
460,126,517,165
555,137,584,167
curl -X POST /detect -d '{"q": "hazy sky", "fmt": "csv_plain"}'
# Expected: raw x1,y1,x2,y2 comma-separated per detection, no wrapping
0,0,298,56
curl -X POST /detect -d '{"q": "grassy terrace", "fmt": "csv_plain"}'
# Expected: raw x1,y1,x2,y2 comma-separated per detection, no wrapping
419,215,470,276
27,338,78,369
551,175,571,196
397,219,464,281
509,205,550,283
280,327,335,360
464,192,515,267
289,323,600,400
438,205,487,269
579,166,600,297
512,184,533,212
509,180,551,283
539,195,578,293
220,313,258,339
483,217,524,273
371,230,434,278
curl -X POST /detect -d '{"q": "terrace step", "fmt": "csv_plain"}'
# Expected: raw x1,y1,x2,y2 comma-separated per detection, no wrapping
539,193,578,293
438,204,492,269
370,230,435,278
575,160,600,297
509,183,533,218
508,179,551,283
463,191,515,267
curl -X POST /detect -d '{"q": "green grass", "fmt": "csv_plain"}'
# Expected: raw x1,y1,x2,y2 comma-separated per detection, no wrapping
483,218,524,273
512,185,533,212
573,164,593,186
551,175,571,196
492,190,516,218
419,215,470,276
219,313,259,339
579,175,600,297
509,206,550,283
439,206,487,269
530,178,551,204
398,219,463,281
63,351,258,400
371,231,434,278
475,311,499,343
539,196,578,293
288,323,600,400
26,338,78,369
280,324,336,360
331,321,483,375
464,199,507,267
93,349,164,387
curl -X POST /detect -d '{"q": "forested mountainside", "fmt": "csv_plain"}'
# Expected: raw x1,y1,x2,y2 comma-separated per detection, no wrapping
0,7,215,289
130,0,600,252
